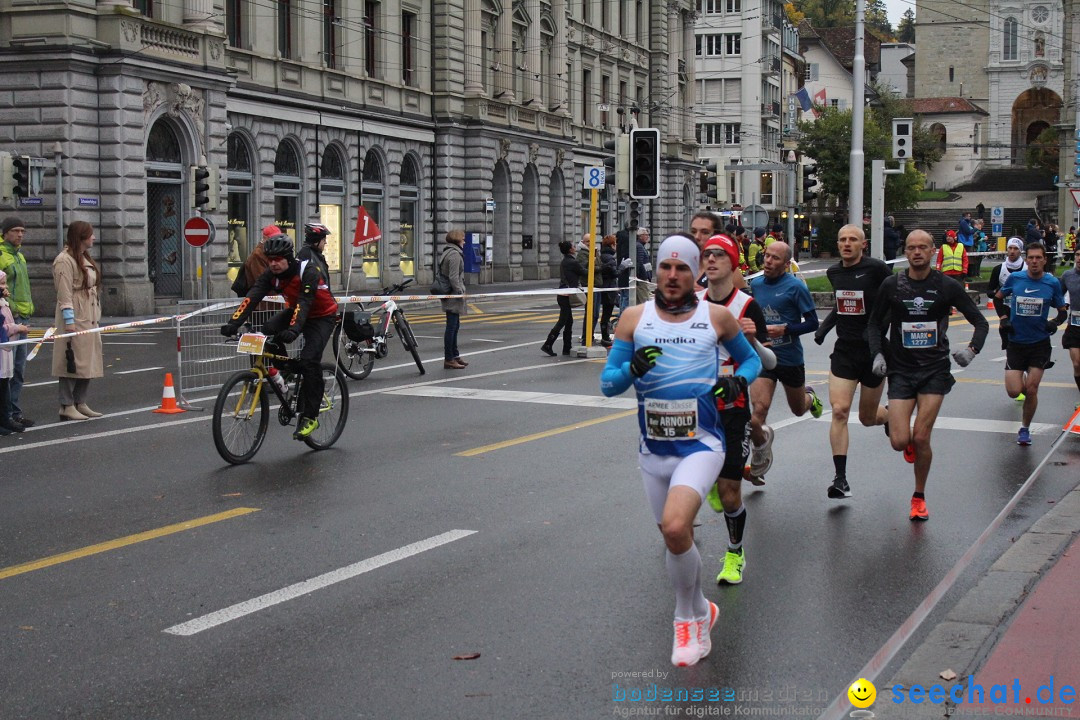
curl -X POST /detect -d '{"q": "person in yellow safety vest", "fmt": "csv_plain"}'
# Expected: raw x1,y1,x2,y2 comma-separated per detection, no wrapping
788,258,801,275
935,229,968,281
1066,226,1076,253
747,228,767,272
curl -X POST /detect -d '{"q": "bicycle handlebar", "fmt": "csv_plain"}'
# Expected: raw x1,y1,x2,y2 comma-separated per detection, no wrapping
380,277,415,295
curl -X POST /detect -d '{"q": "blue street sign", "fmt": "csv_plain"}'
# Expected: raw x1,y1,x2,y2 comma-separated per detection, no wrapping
18,197,43,206
78,197,99,207
992,223,1003,235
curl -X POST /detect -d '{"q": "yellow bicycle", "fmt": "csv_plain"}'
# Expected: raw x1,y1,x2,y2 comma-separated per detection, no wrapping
212,333,350,465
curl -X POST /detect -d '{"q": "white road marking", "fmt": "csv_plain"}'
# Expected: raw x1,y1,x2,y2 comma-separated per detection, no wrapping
163,529,477,636
114,366,166,375
386,385,636,410
101,342,157,346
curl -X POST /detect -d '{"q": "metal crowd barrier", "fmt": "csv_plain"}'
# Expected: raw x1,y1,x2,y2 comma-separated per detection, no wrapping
174,297,294,407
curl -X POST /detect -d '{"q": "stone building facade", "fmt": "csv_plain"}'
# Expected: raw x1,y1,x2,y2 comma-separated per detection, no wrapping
0,0,700,315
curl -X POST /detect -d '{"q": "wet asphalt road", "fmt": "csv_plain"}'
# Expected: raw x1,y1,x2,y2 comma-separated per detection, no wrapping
1,296,1078,720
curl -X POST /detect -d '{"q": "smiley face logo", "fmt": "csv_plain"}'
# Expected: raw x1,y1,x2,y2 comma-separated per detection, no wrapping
848,678,876,708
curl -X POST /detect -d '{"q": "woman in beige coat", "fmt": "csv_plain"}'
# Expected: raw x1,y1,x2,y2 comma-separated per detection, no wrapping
52,220,104,420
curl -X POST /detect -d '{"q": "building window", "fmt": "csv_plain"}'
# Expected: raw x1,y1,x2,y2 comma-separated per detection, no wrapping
360,150,384,279
278,0,295,59
619,0,627,35
601,75,610,127
697,0,722,13
726,0,740,12
725,123,741,144
226,134,254,280
698,34,740,57
805,63,818,81
601,0,609,28
323,0,339,69
133,0,153,17
636,0,644,43
582,68,592,125
760,172,773,205
696,123,740,145
725,34,741,55
365,1,379,77
226,0,243,47
319,147,346,272
949,66,954,82
583,0,591,24
399,156,420,278
402,11,416,85
1003,17,1018,60
273,141,303,246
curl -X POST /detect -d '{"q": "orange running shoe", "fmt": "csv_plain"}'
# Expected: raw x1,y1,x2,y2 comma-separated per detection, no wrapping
910,496,929,521
903,443,916,463
697,601,720,660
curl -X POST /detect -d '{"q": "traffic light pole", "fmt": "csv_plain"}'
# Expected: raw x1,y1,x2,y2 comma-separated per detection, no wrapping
869,159,906,260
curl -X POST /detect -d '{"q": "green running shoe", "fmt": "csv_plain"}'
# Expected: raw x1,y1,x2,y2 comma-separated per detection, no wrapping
807,385,823,419
705,483,724,513
293,416,319,440
716,549,746,585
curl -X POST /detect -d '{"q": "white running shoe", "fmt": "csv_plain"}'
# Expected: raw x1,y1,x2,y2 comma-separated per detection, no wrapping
671,619,701,667
749,424,774,478
696,602,720,660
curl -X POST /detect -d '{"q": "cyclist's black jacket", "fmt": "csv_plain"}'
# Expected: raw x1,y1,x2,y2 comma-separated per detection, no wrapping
818,256,892,345
867,269,988,373
229,252,338,331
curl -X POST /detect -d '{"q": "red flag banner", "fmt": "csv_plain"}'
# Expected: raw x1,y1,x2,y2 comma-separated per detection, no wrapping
352,207,382,247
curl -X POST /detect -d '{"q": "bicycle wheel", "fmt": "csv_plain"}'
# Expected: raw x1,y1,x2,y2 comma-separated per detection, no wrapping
304,363,350,450
393,311,425,375
212,370,270,465
332,324,375,380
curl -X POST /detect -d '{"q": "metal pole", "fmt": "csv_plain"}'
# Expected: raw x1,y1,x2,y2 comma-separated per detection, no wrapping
849,0,866,226
871,159,885,260
53,143,63,253
786,165,796,253
584,187,598,346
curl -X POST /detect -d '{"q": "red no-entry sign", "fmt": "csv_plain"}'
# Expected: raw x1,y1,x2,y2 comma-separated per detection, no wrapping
183,216,214,248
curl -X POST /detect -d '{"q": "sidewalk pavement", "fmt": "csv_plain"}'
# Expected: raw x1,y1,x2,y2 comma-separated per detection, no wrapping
874,435,1080,719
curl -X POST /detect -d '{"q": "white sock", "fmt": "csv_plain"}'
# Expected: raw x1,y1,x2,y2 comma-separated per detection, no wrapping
666,545,708,620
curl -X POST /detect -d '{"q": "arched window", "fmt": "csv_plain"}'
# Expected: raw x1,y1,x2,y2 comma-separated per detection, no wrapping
540,18,555,109
360,150,384,278
226,133,255,272
274,140,303,243
147,122,182,163
399,155,421,277
318,145,347,272
930,123,947,155
1003,17,1018,60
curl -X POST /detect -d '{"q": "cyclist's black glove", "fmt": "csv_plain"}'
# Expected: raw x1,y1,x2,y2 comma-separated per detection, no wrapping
1045,320,1059,335
712,375,748,404
999,316,1013,334
630,346,663,378
220,322,240,337
275,329,299,344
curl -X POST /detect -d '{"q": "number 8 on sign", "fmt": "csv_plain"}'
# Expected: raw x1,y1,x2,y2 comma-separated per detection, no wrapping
584,166,606,190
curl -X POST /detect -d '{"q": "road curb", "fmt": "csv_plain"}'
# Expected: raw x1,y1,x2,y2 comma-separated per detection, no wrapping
872,485,1080,719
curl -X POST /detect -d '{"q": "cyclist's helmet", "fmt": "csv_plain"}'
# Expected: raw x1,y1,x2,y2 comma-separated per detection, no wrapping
262,234,295,260
304,222,332,246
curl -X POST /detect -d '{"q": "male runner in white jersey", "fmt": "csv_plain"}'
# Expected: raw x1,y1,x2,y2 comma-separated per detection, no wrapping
698,234,769,586
601,235,762,667
813,224,891,499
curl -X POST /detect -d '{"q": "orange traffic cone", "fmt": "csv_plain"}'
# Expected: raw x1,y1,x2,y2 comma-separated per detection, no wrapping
1064,406,1080,436
153,373,186,414
986,298,994,310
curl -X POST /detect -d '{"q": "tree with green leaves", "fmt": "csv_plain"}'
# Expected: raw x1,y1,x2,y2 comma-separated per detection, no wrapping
1025,127,1059,176
896,9,916,43
793,0,854,28
796,87,943,214
865,0,893,37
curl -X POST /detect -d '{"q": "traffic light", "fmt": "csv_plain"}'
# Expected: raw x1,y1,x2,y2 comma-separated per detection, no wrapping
802,163,819,202
700,160,719,203
207,166,220,211
892,117,913,160
628,199,641,228
191,165,210,209
0,154,13,200
629,127,660,199
603,135,631,192
11,155,29,198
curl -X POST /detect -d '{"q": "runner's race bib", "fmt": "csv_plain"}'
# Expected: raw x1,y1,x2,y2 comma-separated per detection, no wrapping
644,398,698,441
901,321,937,349
1070,311,1080,328
836,290,866,315
1015,296,1043,317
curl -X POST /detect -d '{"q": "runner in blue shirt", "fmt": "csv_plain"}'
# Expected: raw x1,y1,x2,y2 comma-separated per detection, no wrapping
995,242,1068,445
746,241,822,482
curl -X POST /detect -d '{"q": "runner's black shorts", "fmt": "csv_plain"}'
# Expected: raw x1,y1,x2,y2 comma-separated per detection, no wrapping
887,366,955,400
1006,338,1054,371
719,405,752,480
1062,324,1080,350
830,341,884,389
757,363,806,389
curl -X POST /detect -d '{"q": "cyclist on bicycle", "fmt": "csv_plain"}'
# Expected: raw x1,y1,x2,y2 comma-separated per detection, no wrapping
220,226,338,439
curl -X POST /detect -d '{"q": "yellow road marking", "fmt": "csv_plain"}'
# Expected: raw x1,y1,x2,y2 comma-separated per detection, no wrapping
455,410,636,457
955,377,1075,388
0,507,259,581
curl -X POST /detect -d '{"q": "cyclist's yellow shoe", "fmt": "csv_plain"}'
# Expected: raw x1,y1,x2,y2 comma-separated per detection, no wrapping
293,416,319,440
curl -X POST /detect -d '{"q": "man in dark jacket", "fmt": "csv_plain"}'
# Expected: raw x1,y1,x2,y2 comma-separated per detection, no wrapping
599,234,619,346
439,229,468,369
884,216,901,261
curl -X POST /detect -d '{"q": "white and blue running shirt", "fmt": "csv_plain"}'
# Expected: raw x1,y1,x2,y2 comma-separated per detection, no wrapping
633,301,724,457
